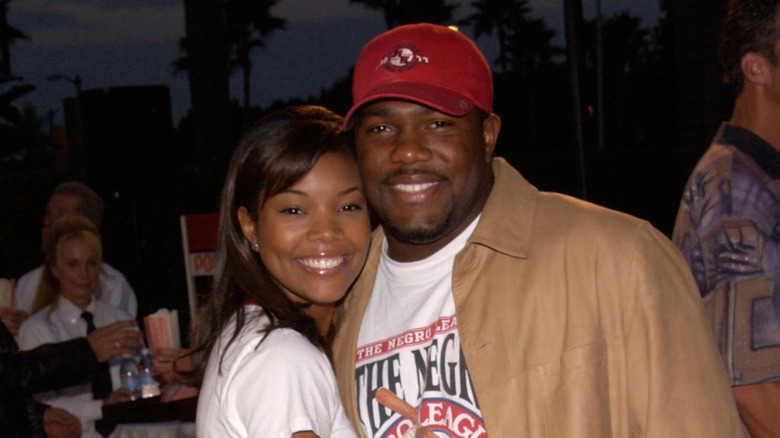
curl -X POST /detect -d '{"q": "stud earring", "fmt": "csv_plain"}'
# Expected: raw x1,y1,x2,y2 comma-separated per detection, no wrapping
251,242,259,252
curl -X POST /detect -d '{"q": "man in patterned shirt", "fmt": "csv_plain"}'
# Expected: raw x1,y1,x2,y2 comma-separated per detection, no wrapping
673,0,780,435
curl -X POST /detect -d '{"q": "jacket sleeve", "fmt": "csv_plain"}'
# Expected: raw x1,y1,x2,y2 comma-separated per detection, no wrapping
624,223,748,437
0,337,99,394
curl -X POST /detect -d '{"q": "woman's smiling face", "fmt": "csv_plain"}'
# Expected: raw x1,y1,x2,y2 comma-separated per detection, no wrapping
240,151,371,307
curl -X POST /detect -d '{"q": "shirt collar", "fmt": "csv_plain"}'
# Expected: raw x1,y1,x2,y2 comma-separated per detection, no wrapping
718,123,780,179
56,295,96,326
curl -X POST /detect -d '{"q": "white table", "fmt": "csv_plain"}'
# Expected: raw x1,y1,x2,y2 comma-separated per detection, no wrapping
110,421,195,438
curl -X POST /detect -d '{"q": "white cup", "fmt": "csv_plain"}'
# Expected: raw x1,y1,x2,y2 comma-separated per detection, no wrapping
0,279,13,308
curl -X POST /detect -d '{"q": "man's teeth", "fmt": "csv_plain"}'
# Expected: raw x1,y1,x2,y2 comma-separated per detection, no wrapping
300,257,344,269
394,182,437,193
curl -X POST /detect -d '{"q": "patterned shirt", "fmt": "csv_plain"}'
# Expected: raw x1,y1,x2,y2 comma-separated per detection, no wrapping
673,123,780,385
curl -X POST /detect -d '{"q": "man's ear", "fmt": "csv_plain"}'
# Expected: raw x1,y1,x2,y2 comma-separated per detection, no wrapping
482,113,501,161
741,52,771,86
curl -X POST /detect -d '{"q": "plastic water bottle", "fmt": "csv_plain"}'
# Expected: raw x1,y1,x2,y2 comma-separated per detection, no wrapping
138,348,161,399
119,355,141,400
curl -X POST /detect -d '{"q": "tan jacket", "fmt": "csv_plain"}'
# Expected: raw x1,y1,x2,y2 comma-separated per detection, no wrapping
333,158,747,437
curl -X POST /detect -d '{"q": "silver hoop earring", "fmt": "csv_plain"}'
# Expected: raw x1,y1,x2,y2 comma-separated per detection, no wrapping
251,242,259,252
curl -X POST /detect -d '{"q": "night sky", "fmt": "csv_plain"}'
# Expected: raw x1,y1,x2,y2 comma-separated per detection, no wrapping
9,0,661,126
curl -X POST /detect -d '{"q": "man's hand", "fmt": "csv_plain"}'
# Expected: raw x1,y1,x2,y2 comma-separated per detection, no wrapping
0,306,28,336
43,406,81,438
86,320,142,362
375,388,437,438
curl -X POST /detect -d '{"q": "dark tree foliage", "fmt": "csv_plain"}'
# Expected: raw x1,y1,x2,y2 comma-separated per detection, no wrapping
460,0,531,72
349,0,458,29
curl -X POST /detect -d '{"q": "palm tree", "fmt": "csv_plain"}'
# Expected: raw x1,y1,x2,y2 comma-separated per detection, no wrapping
460,0,530,73
0,0,28,77
181,0,232,164
0,80,34,126
506,17,561,74
176,0,285,110
226,0,285,109
349,0,457,29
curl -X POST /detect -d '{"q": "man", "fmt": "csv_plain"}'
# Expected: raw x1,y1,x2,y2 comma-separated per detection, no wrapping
333,23,748,437
1,316,142,438
673,1,780,435
0,181,137,335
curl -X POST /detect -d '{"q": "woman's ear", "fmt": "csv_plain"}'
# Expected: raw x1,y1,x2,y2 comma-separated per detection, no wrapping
237,207,257,245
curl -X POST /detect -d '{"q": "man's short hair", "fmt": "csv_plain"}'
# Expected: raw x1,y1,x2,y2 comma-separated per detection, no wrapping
719,0,780,94
52,181,105,227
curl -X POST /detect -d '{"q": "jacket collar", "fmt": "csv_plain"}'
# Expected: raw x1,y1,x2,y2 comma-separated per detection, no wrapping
467,157,536,259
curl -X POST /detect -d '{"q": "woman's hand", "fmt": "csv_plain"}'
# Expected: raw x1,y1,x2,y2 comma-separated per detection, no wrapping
152,347,192,382
0,306,28,336
43,406,81,438
102,388,134,406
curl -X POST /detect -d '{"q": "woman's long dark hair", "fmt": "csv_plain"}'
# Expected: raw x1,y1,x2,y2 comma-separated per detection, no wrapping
185,105,355,384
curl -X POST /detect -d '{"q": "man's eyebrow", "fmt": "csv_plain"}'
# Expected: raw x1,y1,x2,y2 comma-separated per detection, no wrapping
359,106,394,119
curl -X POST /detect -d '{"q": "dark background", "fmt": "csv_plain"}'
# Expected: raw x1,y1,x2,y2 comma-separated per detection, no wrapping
0,0,733,342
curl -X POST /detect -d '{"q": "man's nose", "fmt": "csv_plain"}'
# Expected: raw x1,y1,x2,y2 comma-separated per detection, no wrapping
389,129,433,164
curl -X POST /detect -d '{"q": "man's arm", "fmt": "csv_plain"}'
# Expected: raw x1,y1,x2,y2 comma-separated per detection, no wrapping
732,381,780,438
1,337,99,393
625,224,748,437
3,320,141,392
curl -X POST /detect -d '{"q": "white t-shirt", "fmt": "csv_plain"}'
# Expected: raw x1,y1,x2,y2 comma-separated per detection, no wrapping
356,217,486,438
15,263,138,317
18,295,132,438
197,304,357,438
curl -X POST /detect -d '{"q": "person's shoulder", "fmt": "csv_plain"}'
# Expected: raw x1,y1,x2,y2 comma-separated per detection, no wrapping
18,305,54,344
22,305,53,325
15,266,43,291
244,328,327,370
257,327,324,359
100,263,128,280
685,143,737,183
538,190,647,231
18,265,43,281
220,325,329,386
94,300,132,320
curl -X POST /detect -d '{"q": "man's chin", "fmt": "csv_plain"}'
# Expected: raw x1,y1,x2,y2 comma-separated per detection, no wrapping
383,218,451,246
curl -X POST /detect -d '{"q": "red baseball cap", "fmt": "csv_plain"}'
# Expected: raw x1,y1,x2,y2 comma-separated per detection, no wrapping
344,23,493,130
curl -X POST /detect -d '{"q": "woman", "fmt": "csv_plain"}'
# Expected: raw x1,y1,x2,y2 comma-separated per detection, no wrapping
18,215,135,438
188,106,371,438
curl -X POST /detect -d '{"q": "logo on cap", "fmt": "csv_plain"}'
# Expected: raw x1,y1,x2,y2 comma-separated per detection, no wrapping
377,44,429,72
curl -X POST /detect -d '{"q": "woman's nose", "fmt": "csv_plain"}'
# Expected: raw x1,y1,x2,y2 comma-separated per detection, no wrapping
307,213,344,242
